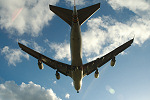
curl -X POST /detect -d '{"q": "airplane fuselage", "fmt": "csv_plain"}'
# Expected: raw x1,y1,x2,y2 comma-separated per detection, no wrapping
70,6,83,92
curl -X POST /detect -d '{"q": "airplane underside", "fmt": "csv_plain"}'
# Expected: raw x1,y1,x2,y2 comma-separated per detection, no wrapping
18,2,134,93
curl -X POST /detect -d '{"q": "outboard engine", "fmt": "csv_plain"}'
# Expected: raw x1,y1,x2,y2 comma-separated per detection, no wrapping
38,60,44,69
94,69,99,78
110,57,116,67
56,71,60,80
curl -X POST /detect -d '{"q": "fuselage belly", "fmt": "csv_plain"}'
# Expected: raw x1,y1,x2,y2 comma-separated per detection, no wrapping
70,9,83,92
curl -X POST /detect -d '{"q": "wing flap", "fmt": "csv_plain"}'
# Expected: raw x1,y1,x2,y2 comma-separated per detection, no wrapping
18,43,72,77
83,39,134,76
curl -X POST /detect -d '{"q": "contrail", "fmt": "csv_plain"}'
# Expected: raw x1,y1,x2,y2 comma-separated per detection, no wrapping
12,8,23,22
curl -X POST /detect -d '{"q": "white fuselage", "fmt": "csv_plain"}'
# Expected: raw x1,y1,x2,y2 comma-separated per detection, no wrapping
70,6,83,92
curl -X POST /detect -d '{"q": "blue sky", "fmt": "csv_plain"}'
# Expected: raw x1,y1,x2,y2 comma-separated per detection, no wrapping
0,0,150,100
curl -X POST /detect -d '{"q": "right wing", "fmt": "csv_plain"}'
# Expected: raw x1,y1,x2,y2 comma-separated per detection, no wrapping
18,43,72,77
83,39,134,76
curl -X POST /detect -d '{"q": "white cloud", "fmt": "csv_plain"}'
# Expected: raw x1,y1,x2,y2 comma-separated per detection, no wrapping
19,40,29,46
107,0,150,15
1,40,46,66
65,0,85,6
0,81,61,100
0,0,59,36
65,93,70,99
32,42,46,53
83,15,150,61
1,46,29,66
53,81,56,84
49,42,71,61
19,39,46,53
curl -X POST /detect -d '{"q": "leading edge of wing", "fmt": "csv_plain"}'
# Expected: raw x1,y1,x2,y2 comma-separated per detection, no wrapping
83,38,134,76
18,42,72,77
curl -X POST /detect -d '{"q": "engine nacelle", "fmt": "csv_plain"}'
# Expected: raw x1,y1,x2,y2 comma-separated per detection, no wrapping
38,60,44,69
56,71,60,80
94,69,99,78
110,57,116,67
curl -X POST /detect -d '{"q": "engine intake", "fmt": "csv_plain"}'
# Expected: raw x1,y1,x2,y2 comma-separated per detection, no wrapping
56,71,60,80
94,69,99,78
38,60,44,69
110,57,116,67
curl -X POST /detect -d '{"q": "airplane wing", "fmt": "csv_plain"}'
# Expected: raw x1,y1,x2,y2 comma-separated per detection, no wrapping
18,43,72,77
83,39,134,76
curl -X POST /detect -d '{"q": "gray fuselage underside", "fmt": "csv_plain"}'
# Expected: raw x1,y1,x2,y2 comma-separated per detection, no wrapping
70,19,83,92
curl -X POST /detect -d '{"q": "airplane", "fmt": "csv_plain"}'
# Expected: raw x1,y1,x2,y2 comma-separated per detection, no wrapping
18,1,134,93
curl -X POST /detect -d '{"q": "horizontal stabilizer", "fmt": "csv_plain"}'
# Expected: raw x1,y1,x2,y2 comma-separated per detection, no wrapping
78,3,100,25
49,5,73,26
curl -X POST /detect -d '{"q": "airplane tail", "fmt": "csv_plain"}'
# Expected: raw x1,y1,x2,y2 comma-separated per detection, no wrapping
49,5,73,26
49,3,100,26
77,3,100,25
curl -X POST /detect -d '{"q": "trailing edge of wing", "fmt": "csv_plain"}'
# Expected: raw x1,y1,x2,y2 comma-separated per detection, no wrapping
18,42,72,77
83,38,134,76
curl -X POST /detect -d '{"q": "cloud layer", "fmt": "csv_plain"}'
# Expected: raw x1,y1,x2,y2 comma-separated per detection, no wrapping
65,93,70,99
45,39,71,61
19,39,46,53
108,0,150,15
65,0,85,6
1,46,29,66
0,0,59,36
1,40,46,66
0,81,61,100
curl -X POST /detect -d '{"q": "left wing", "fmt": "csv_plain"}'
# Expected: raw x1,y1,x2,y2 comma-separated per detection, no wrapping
83,39,134,76
18,43,72,77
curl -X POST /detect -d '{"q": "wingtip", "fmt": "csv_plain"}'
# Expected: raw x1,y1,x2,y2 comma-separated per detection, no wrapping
49,4,53,10
17,39,20,46
17,41,24,48
132,38,134,41
18,42,21,47
49,4,51,9
130,38,134,44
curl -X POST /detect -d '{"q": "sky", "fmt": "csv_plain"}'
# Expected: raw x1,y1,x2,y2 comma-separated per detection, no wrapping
0,0,150,100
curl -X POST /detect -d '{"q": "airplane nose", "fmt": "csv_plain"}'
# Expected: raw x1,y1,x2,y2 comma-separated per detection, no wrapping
74,81,81,93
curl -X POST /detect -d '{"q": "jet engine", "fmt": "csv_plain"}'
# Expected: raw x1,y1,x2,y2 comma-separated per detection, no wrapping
110,57,116,67
94,69,99,78
38,60,44,69
56,71,60,80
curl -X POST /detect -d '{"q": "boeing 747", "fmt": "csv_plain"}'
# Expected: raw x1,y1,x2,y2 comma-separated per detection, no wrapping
18,2,134,93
